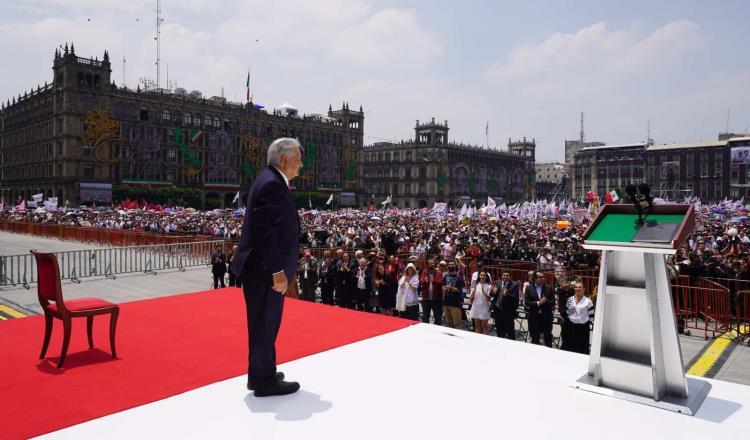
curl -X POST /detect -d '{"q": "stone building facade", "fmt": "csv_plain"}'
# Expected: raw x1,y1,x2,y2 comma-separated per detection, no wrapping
362,118,536,208
571,136,750,202
0,45,363,207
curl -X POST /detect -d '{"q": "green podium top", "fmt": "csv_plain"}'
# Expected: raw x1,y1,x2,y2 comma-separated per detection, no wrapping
586,213,687,243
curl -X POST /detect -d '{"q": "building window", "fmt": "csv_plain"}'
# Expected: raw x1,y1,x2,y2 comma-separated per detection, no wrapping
162,109,171,121
82,164,94,179
167,149,176,160
184,113,192,125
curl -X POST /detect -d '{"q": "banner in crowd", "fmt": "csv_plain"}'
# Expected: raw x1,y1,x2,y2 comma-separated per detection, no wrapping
44,197,58,212
432,202,447,213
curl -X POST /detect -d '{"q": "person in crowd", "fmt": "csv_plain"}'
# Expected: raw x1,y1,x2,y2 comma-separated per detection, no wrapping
419,258,445,325
397,263,420,320
561,281,593,354
319,251,336,305
556,276,576,348
524,271,555,347
442,262,465,329
491,271,518,339
297,249,319,302
375,262,398,315
469,271,492,334
354,257,373,312
336,252,356,309
227,245,241,288
210,244,227,289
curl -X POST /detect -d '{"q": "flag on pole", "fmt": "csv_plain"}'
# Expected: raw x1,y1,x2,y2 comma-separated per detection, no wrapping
485,121,489,136
232,190,240,204
381,195,391,206
325,193,334,205
246,70,251,102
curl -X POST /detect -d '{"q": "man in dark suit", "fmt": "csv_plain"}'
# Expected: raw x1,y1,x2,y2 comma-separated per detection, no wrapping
491,271,518,340
210,244,227,289
523,271,555,347
231,137,302,397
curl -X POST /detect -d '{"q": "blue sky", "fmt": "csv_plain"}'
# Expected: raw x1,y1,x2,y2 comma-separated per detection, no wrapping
1,0,749,161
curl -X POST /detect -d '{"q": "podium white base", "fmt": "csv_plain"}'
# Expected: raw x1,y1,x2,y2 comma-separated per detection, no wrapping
573,373,712,415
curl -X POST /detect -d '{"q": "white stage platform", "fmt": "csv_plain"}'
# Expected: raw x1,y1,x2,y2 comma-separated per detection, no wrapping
38,324,747,439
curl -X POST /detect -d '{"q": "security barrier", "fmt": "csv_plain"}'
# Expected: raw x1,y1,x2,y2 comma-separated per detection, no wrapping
0,240,224,289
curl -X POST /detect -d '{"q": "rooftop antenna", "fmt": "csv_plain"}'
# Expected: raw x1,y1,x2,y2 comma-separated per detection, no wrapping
647,120,651,145
166,62,169,91
155,0,164,90
580,111,585,143
725,107,731,134
122,36,126,87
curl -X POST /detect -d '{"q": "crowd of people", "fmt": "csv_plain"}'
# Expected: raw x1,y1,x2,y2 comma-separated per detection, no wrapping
3,198,750,344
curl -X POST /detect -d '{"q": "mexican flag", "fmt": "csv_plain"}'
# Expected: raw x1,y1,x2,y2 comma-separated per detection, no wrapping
189,129,203,144
604,188,621,204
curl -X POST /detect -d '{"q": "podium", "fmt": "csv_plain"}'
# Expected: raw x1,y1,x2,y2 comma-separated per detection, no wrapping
573,204,711,415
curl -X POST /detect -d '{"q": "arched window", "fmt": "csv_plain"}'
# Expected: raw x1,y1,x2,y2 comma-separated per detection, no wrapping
162,109,171,121
184,113,192,125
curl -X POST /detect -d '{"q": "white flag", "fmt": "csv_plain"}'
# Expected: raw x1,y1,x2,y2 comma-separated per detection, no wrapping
44,197,58,212
232,190,240,204
32,193,44,204
326,193,334,205
487,196,496,209
459,203,467,218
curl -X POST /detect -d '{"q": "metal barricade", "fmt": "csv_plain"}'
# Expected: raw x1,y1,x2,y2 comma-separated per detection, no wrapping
0,240,223,289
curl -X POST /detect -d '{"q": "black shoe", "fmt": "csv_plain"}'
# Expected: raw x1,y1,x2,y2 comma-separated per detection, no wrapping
254,380,300,397
247,372,285,391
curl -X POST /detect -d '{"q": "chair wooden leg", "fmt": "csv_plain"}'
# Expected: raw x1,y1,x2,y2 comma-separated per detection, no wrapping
40,312,53,359
58,317,72,368
109,308,119,359
86,316,94,348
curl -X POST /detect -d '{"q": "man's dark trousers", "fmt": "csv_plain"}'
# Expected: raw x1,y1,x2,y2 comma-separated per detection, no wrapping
242,266,284,388
494,307,515,339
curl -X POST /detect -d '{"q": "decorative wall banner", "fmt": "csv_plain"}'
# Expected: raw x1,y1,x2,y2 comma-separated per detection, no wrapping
476,165,488,194
512,168,525,196
452,163,469,194
298,141,318,181
437,164,448,190
82,109,121,164
320,145,340,187
126,123,161,180
240,133,263,178
171,127,202,178
207,130,238,182
343,149,357,186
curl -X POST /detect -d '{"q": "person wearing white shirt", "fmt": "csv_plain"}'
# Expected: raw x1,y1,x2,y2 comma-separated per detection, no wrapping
561,281,593,354
397,263,420,320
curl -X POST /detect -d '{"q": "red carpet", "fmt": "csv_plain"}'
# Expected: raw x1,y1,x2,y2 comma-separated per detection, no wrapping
0,288,415,439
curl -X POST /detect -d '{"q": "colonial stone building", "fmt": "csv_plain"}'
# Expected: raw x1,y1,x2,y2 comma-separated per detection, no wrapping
362,118,536,208
572,136,750,202
0,44,363,207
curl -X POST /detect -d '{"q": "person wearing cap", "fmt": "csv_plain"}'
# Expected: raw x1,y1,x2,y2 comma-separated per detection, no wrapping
442,262,465,329
397,263,420,320
297,249,319,302
419,258,445,325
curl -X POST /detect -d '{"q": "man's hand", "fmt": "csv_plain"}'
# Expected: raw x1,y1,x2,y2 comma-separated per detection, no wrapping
272,272,288,294
539,296,547,305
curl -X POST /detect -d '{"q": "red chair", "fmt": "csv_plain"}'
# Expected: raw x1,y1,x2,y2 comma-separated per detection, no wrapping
32,250,120,368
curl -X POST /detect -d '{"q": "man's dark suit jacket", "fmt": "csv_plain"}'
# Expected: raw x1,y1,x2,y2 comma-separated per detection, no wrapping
492,279,519,314
523,282,556,317
231,166,300,282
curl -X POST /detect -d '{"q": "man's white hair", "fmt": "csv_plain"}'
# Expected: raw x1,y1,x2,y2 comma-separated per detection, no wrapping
267,137,301,167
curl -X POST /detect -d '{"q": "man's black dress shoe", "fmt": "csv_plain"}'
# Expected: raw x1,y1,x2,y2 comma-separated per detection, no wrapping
247,372,285,391
254,380,300,397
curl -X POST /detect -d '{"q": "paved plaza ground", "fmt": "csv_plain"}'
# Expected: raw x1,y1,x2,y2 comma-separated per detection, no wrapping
1,230,748,386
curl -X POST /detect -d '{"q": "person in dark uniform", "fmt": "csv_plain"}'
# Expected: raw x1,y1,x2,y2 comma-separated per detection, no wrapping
491,271,519,339
211,244,227,289
523,271,556,347
319,251,336,305
231,137,302,397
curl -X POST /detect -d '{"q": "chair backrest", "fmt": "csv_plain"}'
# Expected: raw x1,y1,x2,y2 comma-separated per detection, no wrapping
30,250,65,312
